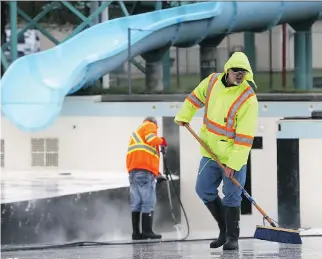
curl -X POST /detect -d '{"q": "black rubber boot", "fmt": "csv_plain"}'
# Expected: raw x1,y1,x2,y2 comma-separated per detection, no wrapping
223,206,240,251
205,197,226,248
131,211,142,240
141,212,162,239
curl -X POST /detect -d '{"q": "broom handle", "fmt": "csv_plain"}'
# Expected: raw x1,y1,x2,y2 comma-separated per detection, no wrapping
184,124,277,228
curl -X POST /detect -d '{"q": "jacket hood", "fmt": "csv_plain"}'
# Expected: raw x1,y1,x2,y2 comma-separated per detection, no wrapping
224,52,256,87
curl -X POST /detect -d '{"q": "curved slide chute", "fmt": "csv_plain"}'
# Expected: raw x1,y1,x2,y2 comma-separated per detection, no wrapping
1,1,322,131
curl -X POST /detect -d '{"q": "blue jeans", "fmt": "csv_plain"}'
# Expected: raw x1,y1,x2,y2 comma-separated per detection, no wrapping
129,170,157,213
195,157,247,207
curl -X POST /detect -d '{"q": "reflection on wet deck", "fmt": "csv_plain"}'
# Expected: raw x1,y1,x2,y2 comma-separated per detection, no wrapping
2,237,322,259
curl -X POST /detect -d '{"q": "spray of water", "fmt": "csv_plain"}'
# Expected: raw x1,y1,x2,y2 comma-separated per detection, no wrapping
3,190,135,245
38,193,132,244
5,184,185,246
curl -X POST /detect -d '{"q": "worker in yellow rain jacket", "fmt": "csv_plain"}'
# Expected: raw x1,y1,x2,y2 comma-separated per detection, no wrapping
174,52,258,251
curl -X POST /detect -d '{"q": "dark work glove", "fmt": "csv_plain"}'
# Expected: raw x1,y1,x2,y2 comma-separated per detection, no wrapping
161,137,168,147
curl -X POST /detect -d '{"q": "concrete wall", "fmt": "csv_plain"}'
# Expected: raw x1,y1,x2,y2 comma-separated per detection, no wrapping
1,99,322,240
300,139,322,229
1,116,153,172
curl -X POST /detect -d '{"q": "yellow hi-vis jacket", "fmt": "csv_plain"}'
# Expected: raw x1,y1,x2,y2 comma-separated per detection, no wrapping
174,52,259,171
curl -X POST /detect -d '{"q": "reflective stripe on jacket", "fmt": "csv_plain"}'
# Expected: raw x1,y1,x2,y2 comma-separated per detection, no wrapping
126,121,163,176
174,52,259,171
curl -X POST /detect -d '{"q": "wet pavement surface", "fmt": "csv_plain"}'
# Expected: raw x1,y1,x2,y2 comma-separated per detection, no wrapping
1,170,179,204
1,170,134,203
2,237,322,259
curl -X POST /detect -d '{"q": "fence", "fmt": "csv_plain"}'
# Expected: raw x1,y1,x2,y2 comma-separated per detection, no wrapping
107,26,322,94
2,23,322,94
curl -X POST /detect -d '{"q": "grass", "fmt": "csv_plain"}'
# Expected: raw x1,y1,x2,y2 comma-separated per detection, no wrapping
71,69,322,96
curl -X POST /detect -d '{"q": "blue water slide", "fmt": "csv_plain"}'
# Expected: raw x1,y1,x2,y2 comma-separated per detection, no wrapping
1,1,322,131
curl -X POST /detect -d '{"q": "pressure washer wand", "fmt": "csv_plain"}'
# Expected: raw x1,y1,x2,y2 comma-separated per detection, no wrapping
161,146,170,180
160,146,178,225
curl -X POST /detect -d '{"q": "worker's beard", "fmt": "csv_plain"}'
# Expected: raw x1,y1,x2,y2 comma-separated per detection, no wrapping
233,81,241,86
234,75,244,85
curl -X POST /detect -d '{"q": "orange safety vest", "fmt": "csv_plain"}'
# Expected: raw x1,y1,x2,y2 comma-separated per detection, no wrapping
126,122,160,176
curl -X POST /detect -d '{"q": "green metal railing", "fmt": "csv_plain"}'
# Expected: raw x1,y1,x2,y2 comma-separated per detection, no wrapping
0,0,198,90
2,1,174,74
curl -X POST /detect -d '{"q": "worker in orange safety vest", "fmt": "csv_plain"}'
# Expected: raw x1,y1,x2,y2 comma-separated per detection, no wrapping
126,116,168,240
174,52,259,251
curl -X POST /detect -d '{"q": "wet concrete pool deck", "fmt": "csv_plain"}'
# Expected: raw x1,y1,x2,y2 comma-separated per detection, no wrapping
2,237,322,259
2,170,322,258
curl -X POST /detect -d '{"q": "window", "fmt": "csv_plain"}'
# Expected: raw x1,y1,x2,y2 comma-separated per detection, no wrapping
31,138,59,167
1,139,4,168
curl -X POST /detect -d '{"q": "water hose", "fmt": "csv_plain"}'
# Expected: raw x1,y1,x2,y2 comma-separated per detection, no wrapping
160,146,190,240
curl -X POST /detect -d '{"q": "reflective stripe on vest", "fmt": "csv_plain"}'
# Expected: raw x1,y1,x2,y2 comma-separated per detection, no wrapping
204,117,235,138
187,92,204,108
132,132,142,143
234,134,254,147
226,86,255,130
145,133,156,142
128,131,159,157
203,73,255,141
203,73,221,129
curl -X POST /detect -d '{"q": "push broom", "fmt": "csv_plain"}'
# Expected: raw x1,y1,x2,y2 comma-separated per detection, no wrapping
184,124,302,245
